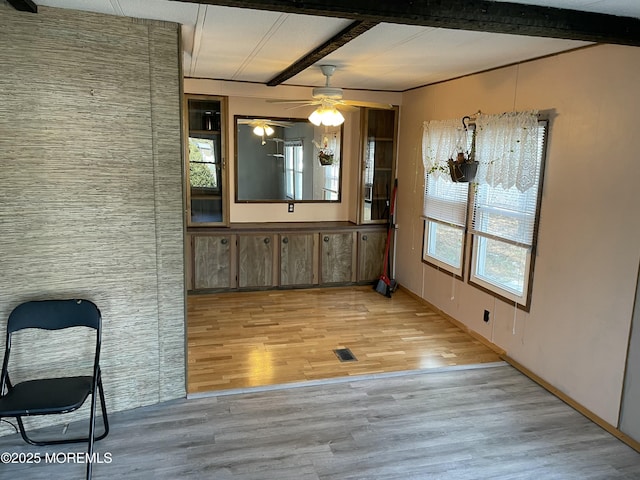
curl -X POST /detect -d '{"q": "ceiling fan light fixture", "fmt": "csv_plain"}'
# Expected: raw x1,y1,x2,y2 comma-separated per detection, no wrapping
308,106,344,127
252,123,275,137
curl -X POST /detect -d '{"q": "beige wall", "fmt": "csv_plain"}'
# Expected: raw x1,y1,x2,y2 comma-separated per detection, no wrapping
184,78,402,223
396,44,640,426
0,5,185,429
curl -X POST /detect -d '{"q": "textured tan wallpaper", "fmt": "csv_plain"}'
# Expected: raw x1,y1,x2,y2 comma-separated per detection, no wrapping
0,4,185,431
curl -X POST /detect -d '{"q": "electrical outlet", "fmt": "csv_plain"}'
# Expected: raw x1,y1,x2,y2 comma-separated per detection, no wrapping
288,203,294,213
483,310,490,323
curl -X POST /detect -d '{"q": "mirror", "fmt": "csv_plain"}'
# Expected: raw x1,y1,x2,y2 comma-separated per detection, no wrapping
235,115,342,202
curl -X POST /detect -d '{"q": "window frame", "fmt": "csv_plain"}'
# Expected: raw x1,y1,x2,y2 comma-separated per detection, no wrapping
467,120,548,310
422,218,467,278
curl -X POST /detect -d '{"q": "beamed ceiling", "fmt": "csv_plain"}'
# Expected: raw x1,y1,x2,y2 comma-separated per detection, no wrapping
12,0,640,91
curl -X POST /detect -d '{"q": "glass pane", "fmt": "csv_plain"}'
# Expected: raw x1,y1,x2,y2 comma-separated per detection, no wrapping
474,236,528,296
189,138,217,189
189,137,222,223
425,221,464,270
363,109,395,222
188,97,224,224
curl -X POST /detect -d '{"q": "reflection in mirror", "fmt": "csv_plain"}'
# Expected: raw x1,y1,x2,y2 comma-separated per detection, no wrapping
235,116,342,202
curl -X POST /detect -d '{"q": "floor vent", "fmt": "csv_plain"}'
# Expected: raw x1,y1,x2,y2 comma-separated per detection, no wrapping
334,348,357,362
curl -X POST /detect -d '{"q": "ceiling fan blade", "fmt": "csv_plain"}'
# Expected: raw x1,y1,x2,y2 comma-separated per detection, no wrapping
342,100,394,109
265,99,313,104
284,104,317,111
335,104,359,112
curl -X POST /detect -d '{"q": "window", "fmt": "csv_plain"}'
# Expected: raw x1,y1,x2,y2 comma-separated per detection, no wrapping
422,176,469,275
422,117,548,308
284,140,303,200
422,120,473,276
323,161,340,200
469,121,547,306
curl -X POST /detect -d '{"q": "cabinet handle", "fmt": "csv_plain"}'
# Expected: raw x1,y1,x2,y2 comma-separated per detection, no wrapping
221,238,228,245
323,236,329,242
362,235,368,241
282,237,288,244
264,237,270,244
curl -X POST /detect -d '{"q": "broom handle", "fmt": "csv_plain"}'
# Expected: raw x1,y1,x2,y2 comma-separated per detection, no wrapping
384,179,398,278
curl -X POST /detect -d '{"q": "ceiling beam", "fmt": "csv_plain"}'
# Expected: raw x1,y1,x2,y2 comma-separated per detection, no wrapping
266,20,379,86
7,0,37,13
172,0,640,47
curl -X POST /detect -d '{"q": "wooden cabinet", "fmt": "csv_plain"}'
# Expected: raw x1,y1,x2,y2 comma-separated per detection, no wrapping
320,232,356,284
280,233,317,287
184,94,228,226
357,230,387,282
193,234,235,289
188,224,384,292
359,107,398,224
238,234,277,288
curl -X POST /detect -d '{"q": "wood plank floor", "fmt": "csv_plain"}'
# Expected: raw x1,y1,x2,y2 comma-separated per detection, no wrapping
1,365,639,479
187,286,502,394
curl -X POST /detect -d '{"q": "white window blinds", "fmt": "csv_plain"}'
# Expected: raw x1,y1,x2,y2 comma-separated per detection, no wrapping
472,122,546,246
424,176,469,227
422,119,471,227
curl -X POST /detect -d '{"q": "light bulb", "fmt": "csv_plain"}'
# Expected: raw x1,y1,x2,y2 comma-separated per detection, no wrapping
308,109,323,126
321,108,344,126
264,125,274,136
253,125,264,136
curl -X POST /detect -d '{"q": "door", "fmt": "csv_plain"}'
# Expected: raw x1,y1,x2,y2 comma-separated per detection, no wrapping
193,235,234,289
620,263,640,442
280,233,316,286
357,230,387,282
320,232,356,284
238,234,276,288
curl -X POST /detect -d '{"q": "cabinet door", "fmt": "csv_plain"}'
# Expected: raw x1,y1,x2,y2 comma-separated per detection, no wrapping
280,233,316,286
185,95,228,226
193,235,233,289
238,234,276,288
358,231,387,282
320,232,356,284
360,107,398,224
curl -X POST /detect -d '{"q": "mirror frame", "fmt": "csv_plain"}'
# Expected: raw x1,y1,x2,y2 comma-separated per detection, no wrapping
234,114,343,203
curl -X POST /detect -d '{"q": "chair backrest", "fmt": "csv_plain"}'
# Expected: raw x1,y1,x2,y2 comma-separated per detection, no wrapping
7,299,101,334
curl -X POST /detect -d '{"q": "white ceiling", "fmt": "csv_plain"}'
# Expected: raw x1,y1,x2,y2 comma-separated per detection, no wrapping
35,0,640,92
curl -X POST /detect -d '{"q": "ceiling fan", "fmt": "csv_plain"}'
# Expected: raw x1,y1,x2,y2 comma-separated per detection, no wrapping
237,118,294,144
268,65,393,126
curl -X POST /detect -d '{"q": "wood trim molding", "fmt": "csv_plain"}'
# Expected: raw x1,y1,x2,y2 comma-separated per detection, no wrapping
267,20,379,86
397,284,506,356
175,0,640,47
396,287,640,454
503,354,640,454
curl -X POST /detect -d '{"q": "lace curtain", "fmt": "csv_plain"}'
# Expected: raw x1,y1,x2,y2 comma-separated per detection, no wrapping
422,119,469,181
475,110,539,192
423,111,539,191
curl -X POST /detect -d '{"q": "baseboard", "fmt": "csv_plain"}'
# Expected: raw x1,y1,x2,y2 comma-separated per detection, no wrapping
397,284,506,356
396,284,640,454
503,354,640,454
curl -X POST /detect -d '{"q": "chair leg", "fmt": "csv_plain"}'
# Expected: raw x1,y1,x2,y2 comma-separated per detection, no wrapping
13,378,109,447
15,416,38,446
96,375,109,441
86,382,98,480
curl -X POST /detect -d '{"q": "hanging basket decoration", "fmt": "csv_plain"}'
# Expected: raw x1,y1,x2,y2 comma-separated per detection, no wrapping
318,151,334,166
448,152,478,182
447,116,478,182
